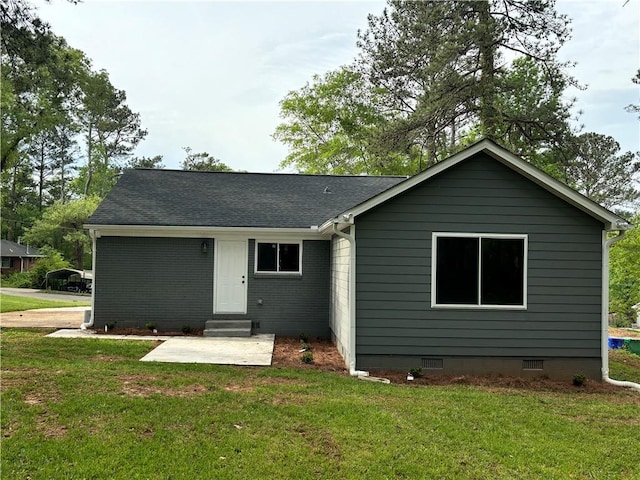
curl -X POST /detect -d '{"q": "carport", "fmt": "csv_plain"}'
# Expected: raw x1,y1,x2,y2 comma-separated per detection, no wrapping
45,268,93,293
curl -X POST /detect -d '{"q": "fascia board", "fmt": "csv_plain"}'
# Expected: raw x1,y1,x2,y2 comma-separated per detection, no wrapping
83,224,329,240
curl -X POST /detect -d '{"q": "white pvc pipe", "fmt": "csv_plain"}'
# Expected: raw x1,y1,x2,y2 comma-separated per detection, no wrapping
601,230,640,392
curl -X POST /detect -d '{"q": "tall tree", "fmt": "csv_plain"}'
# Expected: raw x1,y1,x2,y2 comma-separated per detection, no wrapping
1,1,89,172
563,133,639,210
275,1,577,175
180,147,232,172
78,70,147,196
0,155,38,241
356,0,574,164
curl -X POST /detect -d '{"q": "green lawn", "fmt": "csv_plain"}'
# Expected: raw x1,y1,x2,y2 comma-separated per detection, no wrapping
0,293,90,313
1,329,639,480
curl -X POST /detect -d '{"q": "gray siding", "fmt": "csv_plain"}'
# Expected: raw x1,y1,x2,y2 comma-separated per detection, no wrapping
94,237,330,336
94,237,214,330
246,240,330,337
355,153,603,374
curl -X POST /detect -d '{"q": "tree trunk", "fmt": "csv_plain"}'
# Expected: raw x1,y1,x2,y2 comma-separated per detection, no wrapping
477,1,497,138
38,141,45,211
84,123,93,197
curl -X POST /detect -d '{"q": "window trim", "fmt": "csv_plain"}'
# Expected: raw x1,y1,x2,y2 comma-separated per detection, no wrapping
431,232,528,310
254,240,303,275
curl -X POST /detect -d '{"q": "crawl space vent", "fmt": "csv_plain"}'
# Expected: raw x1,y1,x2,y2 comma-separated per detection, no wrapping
522,359,544,370
421,358,444,370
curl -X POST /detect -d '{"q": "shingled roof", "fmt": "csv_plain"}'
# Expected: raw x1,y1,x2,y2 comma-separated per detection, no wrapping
0,239,43,258
87,169,406,229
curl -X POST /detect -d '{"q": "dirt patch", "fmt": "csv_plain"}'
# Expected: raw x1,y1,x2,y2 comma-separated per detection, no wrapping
0,309,85,328
272,337,348,374
609,327,640,339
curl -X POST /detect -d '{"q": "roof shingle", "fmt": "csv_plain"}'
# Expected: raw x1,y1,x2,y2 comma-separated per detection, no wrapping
87,170,406,228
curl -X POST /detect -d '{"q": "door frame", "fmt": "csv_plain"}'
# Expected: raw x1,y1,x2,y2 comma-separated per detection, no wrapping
213,238,248,314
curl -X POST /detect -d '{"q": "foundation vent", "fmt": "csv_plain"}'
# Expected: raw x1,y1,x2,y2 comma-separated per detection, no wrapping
421,358,444,370
522,359,544,370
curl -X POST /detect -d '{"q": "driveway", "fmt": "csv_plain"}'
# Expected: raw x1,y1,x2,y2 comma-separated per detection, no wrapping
1,287,89,303
1,288,90,328
0,307,89,328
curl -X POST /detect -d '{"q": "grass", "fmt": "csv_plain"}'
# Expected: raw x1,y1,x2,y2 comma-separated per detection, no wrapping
1,329,639,480
0,294,90,313
610,348,640,383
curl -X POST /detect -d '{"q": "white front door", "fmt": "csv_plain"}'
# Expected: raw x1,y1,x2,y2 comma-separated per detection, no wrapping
214,240,247,314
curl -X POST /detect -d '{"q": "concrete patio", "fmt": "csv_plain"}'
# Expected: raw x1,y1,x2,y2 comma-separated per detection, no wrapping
46,329,275,366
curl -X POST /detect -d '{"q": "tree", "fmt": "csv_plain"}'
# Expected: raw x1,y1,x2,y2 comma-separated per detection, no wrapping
126,155,165,169
274,66,416,174
563,133,640,210
0,155,39,241
1,1,89,173
610,214,640,325
355,0,574,164
180,147,232,172
275,1,577,175
78,70,147,196
22,196,100,268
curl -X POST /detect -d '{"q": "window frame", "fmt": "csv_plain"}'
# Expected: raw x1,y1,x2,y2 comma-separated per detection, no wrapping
431,232,528,310
254,241,303,275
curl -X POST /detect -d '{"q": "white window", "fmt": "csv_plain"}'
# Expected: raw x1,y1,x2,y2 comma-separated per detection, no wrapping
255,242,302,274
432,233,527,309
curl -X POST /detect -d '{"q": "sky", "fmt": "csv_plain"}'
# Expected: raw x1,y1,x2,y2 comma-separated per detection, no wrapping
38,0,640,173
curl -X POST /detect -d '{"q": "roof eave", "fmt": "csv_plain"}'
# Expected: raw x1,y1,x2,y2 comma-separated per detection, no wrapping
84,224,329,239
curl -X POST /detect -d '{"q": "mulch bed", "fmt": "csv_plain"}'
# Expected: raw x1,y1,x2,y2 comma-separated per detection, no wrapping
89,329,637,394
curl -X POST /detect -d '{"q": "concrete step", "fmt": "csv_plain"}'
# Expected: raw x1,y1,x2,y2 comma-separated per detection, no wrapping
205,319,252,330
203,328,251,338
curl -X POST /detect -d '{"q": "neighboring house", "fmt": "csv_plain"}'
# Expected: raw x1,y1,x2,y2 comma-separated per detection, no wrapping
0,239,44,274
85,139,631,380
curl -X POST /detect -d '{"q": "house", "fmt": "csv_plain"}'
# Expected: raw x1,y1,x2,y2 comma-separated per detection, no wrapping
85,139,631,380
0,239,44,274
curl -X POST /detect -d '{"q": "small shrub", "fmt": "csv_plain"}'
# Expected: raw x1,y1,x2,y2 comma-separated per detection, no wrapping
106,322,116,331
409,367,423,378
301,351,314,364
299,333,309,343
181,325,193,334
300,342,312,351
572,374,587,387
145,322,157,332
613,315,633,328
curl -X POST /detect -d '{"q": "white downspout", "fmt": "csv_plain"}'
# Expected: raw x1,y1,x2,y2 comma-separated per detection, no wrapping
602,230,640,391
81,229,98,329
333,219,369,377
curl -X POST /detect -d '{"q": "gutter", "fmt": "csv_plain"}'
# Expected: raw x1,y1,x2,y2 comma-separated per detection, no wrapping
602,230,640,392
81,229,99,330
332,216,369,377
